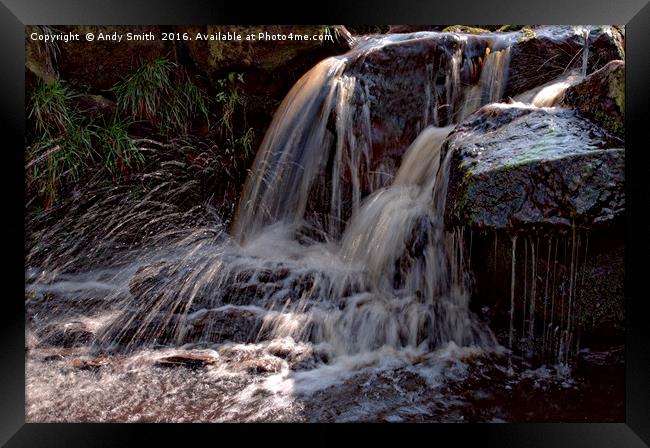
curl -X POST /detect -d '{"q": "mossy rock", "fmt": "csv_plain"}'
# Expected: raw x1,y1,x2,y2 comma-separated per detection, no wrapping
442,25,491,34
443,105,625,230
25,26,58,87
517,26,537,42
496,25,527,33
563,60,625,138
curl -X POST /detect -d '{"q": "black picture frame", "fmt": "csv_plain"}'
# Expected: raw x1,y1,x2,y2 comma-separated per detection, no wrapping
3,0,649,445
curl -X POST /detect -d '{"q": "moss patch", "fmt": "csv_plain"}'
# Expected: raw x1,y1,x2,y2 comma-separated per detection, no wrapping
442,25,491,34
594,110,624,136
608,69,625,114
518,27,537,42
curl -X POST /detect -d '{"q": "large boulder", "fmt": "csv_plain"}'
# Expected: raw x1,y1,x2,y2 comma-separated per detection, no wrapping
562,60,625,138
443,104,625,230
443,104,625,352
505,26,625,98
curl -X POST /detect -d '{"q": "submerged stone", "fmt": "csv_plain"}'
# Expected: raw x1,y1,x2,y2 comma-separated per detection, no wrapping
38,322,95,348
154,353,217,370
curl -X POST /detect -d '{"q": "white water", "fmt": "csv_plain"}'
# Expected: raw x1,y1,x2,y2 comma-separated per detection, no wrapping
26,29,613,422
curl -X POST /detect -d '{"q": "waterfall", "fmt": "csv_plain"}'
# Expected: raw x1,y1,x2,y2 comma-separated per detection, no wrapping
233,32,514,244
25,27,626,423
232,58,349,243
581,27,590,77
30,29,565,368
219,33,516,357
238,126,494,357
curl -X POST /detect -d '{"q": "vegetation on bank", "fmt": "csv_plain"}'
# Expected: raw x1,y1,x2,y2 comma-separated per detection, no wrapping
26,79,141,206
26,55,252,207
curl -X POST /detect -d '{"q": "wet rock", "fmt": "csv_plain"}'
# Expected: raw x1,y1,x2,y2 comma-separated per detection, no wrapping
256,267,290,283
222,284,262,305
241,357,283,374
562,60,625,138
443,104,625,230
346,26,391,35
387,25,445,33
154,353,217,370
401,372,428,392
39,322,95,348
128,261,175,297
182,307,263,344
72,356,111,371
98,313,181,350
505,26,625,98
128,261,190,313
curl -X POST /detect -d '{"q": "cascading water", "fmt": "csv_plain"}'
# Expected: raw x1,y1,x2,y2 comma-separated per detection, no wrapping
233,32,514,243
25,28,623,423
223,33,517,359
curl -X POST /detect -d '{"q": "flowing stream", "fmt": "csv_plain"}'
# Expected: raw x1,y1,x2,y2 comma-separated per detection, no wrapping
24,30,622,422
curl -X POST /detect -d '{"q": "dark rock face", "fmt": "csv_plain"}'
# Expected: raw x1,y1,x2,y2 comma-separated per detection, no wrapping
176,25,352,128
562,60,625,137
443,105,625,230
576,238,625,342
387,25,445,33
69,94,118,120
178,25,350,75
505,26,624,98
467,224,624,350
56,26,173,91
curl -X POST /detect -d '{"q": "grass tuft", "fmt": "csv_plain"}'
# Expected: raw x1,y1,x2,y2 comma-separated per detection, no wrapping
27,79,143,206
111,57,211,137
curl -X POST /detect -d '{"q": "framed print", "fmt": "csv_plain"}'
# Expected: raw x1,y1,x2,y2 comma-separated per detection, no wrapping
2,0,649,445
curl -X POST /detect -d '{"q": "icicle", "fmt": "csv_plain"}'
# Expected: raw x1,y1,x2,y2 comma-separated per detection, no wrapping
468,229,473,269
547,238,559,359
581,27,590,77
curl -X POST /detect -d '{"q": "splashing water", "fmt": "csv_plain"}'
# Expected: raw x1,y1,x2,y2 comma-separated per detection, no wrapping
28,30,616,422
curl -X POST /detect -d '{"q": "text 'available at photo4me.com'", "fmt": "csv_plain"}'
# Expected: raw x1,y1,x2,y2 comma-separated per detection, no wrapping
29,28,337,43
